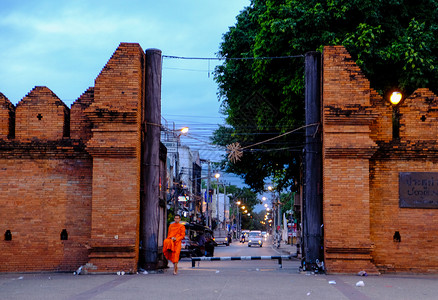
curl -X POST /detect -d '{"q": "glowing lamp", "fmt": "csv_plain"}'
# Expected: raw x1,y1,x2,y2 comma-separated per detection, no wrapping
390,91,402,105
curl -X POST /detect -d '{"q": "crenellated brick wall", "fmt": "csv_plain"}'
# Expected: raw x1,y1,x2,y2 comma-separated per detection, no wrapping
70,87,94,141
15,86,70,141
0,93,15,140
323,46,438,274
85,43,144,273
0,43,147,273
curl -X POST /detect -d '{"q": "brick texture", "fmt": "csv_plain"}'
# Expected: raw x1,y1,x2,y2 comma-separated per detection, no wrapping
70,87,94,141
85,43,144,273
0,43,145,273
323,46,438,274
0,93,15,139
15,86,70,141
322,46,379,274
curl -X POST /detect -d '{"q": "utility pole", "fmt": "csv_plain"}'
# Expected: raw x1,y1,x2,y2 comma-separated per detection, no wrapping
237,205,240,238
303,51,322,271
140,48,162,270
207,161,211,228
223,184,227,229
277,194,282,232
173,123,179,215
216,178,220,228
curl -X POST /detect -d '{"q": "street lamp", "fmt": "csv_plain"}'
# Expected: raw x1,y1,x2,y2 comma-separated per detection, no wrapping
236,200,241,238
389,91,402,105
389,90,403,139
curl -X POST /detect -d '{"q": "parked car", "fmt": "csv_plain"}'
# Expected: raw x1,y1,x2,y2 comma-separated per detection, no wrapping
179,222,216,258
248,231,263,247
213,228,230,246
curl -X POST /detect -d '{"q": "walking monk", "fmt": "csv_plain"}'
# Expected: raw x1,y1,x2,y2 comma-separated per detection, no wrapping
163,214,185,275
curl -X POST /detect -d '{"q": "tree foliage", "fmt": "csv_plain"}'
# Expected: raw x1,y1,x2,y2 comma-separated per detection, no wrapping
213,0,438,192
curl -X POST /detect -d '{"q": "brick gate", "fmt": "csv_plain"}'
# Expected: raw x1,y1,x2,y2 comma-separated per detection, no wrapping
322,46,438,274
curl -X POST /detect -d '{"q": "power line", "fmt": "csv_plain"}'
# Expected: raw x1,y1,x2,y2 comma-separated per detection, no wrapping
163,54,304,61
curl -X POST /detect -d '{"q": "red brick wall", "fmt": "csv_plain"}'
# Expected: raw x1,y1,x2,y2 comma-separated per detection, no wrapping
323,45,438,274
400,88,438,141
1,83,93,272
85,43,144,273
370,160,438,272
70,87,93,141
15,86,69,141
1,43,145,273
370,90,392,143
322,46,379,274
0,158,92,272
0,93,14,139
369,88,438,273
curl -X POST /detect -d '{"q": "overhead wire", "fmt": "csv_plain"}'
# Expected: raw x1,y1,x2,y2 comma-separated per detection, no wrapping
162,54,305,60
161,52,307,160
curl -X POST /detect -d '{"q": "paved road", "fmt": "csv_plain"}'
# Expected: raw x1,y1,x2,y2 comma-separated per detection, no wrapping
1,241,438,300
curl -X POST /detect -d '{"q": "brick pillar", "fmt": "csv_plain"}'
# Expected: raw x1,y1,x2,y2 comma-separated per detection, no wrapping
322,46,379,274
85,43,145,273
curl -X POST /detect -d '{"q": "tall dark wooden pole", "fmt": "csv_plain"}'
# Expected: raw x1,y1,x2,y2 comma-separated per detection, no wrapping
141,48,162,270
303,51,323,270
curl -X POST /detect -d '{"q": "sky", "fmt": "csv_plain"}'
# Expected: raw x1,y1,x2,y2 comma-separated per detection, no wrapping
0,0,252,187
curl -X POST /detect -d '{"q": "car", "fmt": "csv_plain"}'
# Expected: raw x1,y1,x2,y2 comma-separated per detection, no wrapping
213,228,230,246
179,222,216,258
247,231,263,247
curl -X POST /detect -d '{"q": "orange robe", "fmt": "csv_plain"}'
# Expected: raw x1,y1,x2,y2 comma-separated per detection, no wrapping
163,222,185,263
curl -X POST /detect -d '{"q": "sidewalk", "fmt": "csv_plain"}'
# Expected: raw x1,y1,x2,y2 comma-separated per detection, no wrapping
277,242,299,259
2,259,438,300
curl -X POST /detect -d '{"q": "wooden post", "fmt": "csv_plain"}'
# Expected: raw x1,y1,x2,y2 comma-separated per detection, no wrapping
140,48,162,270
303,51,322,270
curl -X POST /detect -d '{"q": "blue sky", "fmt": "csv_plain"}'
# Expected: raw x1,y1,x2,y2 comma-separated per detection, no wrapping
1,0,251,186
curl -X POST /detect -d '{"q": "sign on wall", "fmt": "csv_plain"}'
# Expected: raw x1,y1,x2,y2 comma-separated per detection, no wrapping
162,141,178,153
399,172,438,208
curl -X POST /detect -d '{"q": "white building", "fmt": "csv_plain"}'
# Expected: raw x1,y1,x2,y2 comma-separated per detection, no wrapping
161,129,202,218
203,189,230,229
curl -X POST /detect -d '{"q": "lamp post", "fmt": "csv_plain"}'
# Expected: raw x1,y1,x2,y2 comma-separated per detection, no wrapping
172,127,189,215
223,183,227,229
236,200,241,240
240,205,246,232
267,185,277,229
215,173,220,229
269,185,283,231
389,91,402,139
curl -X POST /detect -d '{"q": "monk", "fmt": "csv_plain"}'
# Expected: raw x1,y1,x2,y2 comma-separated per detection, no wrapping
163,214,185,275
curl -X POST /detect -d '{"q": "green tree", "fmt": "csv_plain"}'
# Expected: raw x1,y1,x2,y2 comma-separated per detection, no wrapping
214,0,438,192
